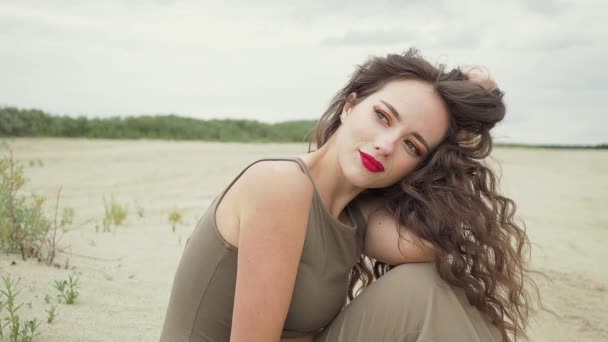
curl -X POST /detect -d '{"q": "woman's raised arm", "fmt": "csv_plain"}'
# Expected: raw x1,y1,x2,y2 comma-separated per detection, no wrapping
229,161,313,342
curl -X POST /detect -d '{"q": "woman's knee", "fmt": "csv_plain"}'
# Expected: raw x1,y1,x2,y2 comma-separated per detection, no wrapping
314,263,450,342
383,262,443,287
369,262,447,302
378,262,501,342
349,263,447,330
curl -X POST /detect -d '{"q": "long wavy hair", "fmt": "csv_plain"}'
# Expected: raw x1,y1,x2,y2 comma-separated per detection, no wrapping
312,48,538,342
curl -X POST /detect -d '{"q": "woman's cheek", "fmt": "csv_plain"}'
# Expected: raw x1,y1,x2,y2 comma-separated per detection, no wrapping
397,160,416,178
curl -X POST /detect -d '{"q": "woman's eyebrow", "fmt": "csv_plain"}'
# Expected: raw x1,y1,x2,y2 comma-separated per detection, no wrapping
380,100,402,121
380,99,431,152
413,132,430,152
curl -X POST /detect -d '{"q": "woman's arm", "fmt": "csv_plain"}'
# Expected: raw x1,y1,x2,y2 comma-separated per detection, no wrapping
229,161,314,342
357,196,435,265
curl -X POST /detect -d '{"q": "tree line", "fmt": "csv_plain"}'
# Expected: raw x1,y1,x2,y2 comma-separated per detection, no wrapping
0,106,317,142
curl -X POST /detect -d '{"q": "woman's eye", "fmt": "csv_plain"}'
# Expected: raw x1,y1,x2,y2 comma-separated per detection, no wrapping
375,110,390,125
404,140,420,156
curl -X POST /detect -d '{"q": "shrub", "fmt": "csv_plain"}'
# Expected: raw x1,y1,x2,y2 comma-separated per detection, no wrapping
0,151,73,264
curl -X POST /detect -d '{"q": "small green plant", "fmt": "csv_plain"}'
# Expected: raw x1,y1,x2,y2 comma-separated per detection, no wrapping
168,208,184,232
0,295,5,339
45,305,57,324
1,273,23,340
53,274,79,304
102,196,128,232
0,274,41,341
19,318,41,341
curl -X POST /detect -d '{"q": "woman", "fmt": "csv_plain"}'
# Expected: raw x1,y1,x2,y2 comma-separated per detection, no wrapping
160,48,536,342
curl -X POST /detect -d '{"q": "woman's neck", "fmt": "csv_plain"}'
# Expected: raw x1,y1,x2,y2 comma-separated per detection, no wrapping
297,143,364,220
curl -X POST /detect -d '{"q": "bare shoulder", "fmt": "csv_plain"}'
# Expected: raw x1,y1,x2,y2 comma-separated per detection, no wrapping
215,159,313,248
235,159,314,212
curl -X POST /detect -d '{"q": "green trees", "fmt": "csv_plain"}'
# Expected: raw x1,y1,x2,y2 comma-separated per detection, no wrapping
0,106,316,142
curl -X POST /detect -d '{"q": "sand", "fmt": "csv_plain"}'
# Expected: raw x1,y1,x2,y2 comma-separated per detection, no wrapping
0,138,606,341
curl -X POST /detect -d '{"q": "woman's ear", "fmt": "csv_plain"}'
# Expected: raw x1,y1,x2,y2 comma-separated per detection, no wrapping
343,92,357,114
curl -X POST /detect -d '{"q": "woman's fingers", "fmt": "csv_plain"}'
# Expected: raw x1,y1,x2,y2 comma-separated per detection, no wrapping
459,64,497,92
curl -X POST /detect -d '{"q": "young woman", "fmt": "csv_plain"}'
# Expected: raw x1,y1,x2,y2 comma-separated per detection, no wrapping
160,48,536,342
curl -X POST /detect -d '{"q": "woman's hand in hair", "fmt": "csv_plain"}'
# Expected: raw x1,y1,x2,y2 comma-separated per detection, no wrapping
459,64,497,92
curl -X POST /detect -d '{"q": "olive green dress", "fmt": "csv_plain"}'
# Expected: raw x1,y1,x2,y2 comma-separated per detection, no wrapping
160,158,367,341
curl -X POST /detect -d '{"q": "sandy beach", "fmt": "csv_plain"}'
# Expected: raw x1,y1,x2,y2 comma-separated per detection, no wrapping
1,138,606,341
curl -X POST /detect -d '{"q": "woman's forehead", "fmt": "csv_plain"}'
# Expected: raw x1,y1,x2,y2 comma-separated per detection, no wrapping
372,79,437,101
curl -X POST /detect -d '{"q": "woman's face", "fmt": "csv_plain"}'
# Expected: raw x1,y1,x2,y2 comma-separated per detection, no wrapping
335,79,450,189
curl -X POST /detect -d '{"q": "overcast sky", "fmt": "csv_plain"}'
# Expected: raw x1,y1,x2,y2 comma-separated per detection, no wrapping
1,0,606,144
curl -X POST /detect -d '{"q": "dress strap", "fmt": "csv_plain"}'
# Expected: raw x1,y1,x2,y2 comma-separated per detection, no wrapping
289,157,316,184
289,157,328,208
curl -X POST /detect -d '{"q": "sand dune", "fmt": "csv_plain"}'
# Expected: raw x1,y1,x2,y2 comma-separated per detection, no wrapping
1,138,606,341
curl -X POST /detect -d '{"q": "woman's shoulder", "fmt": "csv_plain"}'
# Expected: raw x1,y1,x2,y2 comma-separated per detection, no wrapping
233,158,315,208
214,158,314,248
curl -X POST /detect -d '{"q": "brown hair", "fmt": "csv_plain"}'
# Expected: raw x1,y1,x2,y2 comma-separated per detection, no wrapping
312,48,538,342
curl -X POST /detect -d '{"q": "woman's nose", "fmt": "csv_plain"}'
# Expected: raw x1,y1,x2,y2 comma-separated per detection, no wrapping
374,135,398,156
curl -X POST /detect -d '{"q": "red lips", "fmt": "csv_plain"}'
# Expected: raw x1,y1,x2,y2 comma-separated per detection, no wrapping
359,151,384,172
